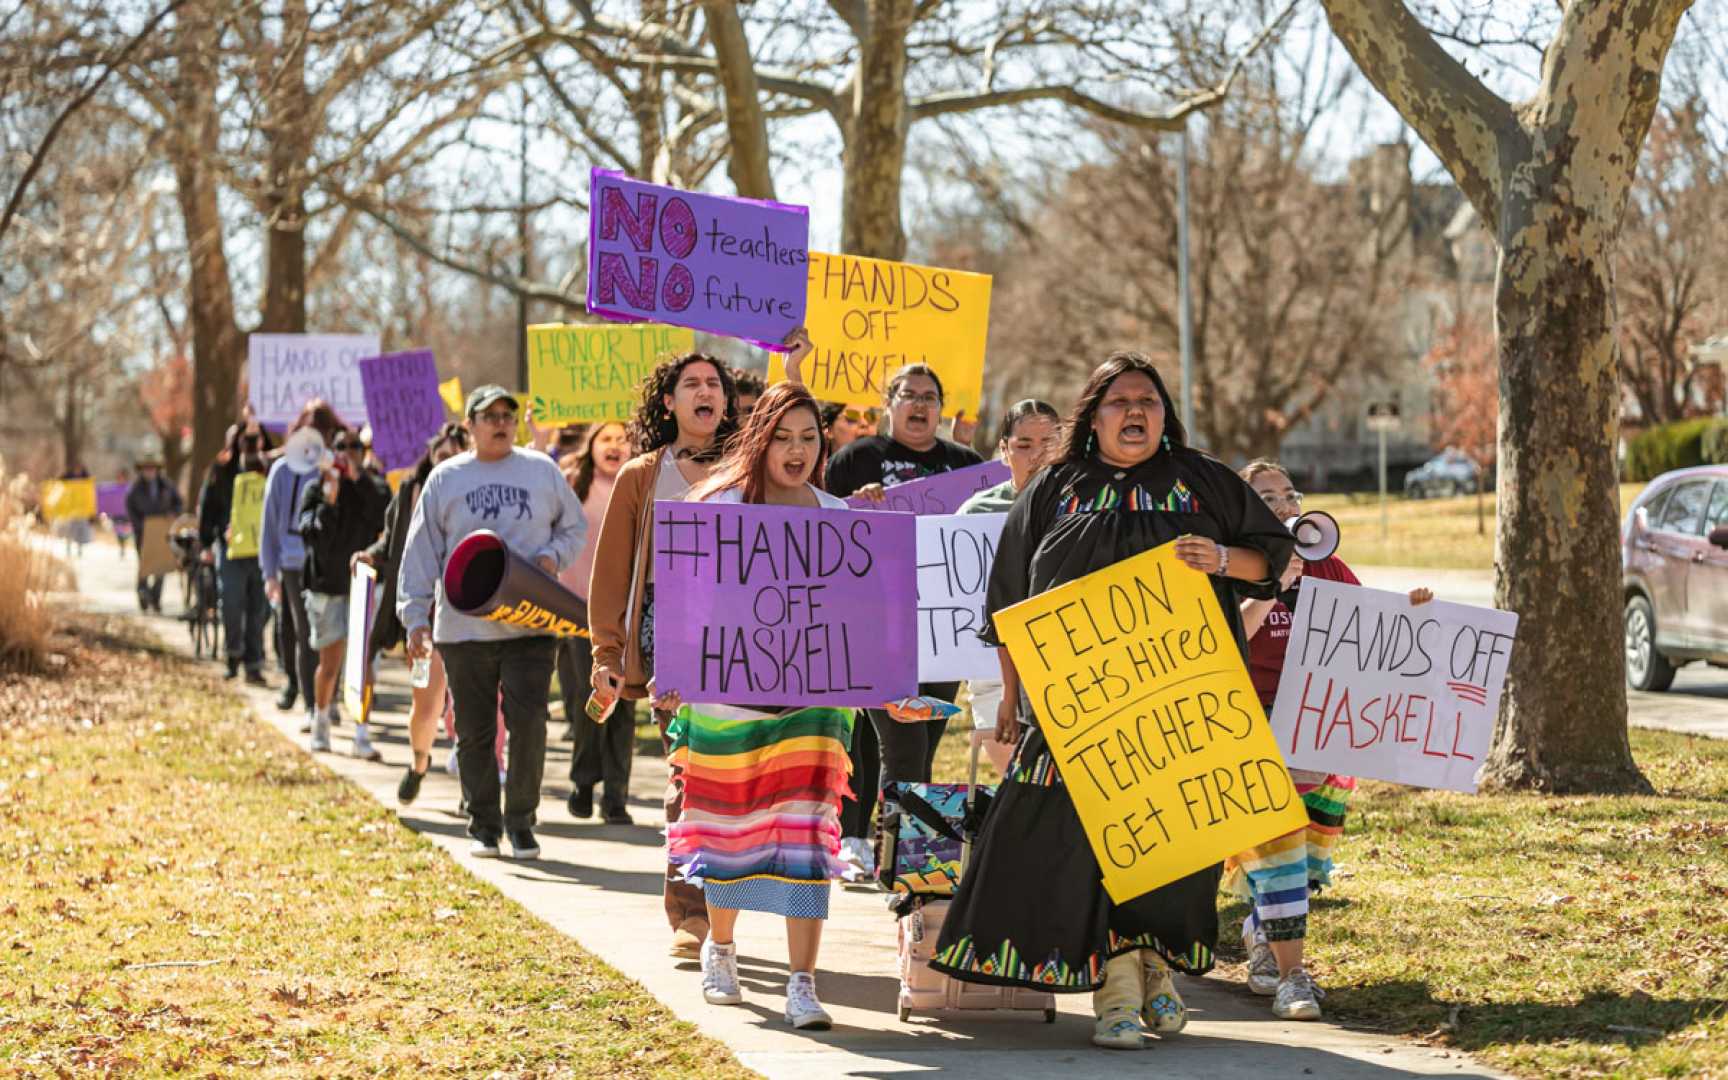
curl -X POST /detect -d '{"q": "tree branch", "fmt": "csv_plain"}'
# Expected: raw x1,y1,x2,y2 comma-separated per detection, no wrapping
1319,0,1520,225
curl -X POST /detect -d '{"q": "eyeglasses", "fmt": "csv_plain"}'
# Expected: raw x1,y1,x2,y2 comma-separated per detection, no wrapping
892,391,941,407
474,410,517,426
1260,491,1304,508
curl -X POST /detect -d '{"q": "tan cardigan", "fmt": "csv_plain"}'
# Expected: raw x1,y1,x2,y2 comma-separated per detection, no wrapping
586,447,668,700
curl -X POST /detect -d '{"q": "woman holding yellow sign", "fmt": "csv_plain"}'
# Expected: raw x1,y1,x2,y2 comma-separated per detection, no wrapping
928,352,1293,1051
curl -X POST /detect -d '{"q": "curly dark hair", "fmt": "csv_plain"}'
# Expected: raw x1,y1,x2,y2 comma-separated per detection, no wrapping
626,352,740,460
1061,351,1187,463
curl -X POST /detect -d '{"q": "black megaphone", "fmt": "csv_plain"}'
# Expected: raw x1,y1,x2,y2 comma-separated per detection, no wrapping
1286,511,1341,562
443,530,589,638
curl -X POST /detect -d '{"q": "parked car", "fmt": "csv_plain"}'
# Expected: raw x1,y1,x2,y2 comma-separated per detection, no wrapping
1621,465,1728,691
1403,450,1480,499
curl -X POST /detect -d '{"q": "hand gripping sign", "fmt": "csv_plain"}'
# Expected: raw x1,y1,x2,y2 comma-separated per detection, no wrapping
993,542,1310,904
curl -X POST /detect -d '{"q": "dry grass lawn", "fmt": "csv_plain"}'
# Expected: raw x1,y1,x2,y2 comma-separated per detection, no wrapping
0,615,752,1078
1300,483,1646,570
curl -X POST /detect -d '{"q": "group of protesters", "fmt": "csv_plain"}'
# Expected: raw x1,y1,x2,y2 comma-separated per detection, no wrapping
129,326,1434,1048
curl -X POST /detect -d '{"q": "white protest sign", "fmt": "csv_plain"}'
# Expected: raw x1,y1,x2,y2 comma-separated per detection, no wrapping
342,562,378,722
248,333,381,429
1266,577,1518,793
915,513,1004,682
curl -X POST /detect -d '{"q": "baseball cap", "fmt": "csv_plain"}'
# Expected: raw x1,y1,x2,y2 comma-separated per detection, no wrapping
464,385,519,417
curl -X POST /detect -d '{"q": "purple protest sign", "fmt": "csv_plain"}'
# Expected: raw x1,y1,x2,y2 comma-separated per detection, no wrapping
652,500,918,707
847,459,1010,515
359,349,446,473
587,169,809,350
95,482,128,519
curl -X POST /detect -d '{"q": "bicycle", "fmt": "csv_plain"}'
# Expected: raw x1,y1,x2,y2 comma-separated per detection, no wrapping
186,556,222,660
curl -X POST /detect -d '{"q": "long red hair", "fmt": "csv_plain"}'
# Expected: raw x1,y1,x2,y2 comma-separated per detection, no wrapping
691,382,828,505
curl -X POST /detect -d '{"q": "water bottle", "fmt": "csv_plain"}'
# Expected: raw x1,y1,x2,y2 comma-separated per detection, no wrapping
410,656,432,688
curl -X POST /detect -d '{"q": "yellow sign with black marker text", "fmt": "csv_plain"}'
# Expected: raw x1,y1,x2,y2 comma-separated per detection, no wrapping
993,542,1309,903
771,252,990,418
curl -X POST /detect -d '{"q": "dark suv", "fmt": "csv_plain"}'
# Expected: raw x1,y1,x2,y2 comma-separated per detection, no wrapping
1622,465,1728,690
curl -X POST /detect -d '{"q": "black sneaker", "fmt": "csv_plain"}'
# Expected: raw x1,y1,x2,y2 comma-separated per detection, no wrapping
276,685,299,711
224,659,240,680
603,808,635,826
397,764,427,805
244,669,268,687
567,788,594,819
507,828,540,860
470,830,502,858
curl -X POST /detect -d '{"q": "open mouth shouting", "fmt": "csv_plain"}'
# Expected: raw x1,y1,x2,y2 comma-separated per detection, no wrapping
1119,415,1149,444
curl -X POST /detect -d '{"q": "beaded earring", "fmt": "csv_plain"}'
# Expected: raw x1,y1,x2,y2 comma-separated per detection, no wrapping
1162,434,1171,452
1085,430,1097,456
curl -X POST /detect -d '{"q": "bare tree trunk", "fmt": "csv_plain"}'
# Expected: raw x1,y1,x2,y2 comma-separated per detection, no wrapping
1322,0,1690,793
259,0,311,334
172,2,246,502
701,0,774,200
841,0,913,260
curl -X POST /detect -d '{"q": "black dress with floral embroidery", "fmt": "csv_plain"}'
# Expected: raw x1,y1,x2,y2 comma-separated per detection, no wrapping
929,448,1294,992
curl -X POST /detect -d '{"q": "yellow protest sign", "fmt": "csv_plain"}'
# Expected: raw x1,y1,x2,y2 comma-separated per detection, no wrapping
225,472,267,559
438,376,464,415
527,322,694,426
994,543,1309,903
41,479,96,521
771,252,991,418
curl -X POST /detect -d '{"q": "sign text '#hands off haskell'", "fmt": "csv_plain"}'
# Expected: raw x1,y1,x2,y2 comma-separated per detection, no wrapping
586,170,809,349
994,543,1309,903
651,500,918,708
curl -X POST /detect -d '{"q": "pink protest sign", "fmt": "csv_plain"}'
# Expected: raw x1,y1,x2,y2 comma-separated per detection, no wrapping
359,349,445,472
587,170,809,350
846,459,1009,515
651,500,918,707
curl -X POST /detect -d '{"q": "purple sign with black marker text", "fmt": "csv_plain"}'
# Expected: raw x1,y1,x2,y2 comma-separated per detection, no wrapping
846,459,1010,515
652,500,918,707
587,170,810,349
359,349,446,473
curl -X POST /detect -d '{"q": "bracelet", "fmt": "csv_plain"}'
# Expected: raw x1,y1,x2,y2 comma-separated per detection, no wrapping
1212,542,1230,577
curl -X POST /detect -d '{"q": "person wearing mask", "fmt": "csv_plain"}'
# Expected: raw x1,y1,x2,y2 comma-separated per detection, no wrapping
956,398,1062,776
661,382,853,1030
928,353,1293,1051
355,423,470,804
588,329,810,958
198,419,276,683
398,386,587,861
1231,460,1432,1021
262,400,347,718
126,456,184,613
823,363,984,882
296,428,391,756
558,421,635,825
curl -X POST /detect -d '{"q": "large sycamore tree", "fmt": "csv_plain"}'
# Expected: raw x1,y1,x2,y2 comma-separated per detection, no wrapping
1321,0,1695,792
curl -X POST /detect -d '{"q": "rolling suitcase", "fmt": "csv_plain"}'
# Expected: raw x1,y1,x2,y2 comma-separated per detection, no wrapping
890,739,1057,1023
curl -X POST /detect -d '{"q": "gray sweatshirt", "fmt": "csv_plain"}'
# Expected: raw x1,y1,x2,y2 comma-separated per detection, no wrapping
397,447,587,643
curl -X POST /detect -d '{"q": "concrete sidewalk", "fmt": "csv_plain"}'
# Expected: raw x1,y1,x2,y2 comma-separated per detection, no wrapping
60,538,1503,1078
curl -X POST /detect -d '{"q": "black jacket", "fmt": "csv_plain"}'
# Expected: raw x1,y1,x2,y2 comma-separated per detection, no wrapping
295,470,390,596
196,458,239,550
125,476,183,538
364,476,421,655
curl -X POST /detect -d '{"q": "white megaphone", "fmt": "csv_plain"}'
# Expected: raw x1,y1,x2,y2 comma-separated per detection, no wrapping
1285,511,1340,562
282,427,328,475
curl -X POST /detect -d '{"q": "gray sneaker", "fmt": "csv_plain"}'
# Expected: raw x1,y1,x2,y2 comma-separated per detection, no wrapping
701,939,742,1005
1272,968,1325,1021
309,709,332,753
1247,941,1281,996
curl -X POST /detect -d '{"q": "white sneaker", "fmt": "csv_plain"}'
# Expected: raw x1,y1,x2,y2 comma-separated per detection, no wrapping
1246,941,1281,996
1272,968,1325,1021
298,713,313,734
444,744,460,776
700,940,742,1005
309,709,332,753
349,722,383,763
783,971,831,1030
